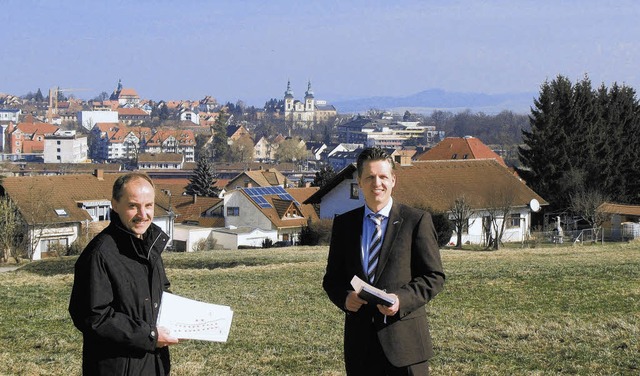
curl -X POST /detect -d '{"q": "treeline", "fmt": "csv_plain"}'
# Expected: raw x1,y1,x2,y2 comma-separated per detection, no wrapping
424,109,530,146
518,74,640,210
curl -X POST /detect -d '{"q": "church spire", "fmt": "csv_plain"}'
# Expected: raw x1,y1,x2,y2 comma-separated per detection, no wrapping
284,79,294,99
305,80,314,98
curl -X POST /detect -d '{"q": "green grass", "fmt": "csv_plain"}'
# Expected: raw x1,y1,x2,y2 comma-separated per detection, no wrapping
0,244,638,375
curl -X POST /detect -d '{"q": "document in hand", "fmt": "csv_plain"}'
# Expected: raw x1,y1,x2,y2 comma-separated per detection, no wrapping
157,292,233,342
350,275,396,307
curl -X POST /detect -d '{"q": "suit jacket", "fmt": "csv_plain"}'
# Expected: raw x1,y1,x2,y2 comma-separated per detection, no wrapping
323,202,445,369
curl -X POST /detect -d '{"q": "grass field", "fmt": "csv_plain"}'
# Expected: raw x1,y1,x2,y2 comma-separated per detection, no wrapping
0,243,638,375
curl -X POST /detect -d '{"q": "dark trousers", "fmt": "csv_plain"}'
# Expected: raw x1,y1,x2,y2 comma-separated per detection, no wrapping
347,323,429,376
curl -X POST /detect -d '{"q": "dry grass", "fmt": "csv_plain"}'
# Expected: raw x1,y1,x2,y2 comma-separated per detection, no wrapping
0,243,638,375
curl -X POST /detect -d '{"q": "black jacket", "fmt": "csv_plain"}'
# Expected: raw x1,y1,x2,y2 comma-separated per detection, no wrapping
69,212,171,375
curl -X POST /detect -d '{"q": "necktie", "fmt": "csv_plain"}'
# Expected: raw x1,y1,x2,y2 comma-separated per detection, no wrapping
367,214,384,283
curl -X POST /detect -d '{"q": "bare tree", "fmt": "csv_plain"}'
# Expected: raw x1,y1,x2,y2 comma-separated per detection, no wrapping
485,189,517,250
570,189,610,241
0,196,21,263
229,135,255,163
449,195,476,249
17,184,57,260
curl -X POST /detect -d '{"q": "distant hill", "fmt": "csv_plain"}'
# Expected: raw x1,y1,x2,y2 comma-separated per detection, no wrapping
331,88,537,115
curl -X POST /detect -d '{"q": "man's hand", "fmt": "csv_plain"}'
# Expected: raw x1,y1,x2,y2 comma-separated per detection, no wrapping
345,290,368,312
377,293,399,316
156,326,179,348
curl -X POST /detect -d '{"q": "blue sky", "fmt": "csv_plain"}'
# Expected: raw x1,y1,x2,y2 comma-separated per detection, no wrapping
1,0,639,107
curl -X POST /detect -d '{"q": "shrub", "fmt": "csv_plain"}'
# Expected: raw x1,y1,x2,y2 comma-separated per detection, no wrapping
262,238,274,248
298,219,333,246
67,236,90,256
431,212,454,248
192,237,218,252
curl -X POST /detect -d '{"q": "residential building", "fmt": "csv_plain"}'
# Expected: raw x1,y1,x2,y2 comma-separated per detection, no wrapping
226,125,251,145
43,130,88,163
0,108,21,123
225,167,287,191
4,115,59,160
304,159,548,245
145,129,196,162
78,110,119,130
179,108,200,125
222,186,319,245
115,108,150,125
0,170,173,260
416,136,507,166
137,153,185,170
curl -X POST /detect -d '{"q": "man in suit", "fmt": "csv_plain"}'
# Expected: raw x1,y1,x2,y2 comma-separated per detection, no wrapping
323,147,445,375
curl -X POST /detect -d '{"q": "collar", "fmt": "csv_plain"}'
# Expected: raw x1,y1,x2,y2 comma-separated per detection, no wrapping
364,197,393,219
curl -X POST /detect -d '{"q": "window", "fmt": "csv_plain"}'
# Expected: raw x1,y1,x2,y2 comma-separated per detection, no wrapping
57,141,61,145
227,207,240,216
509,213,521,228
350,183,359,199
40,238,69,253
451,153,457,159
54,208,68,217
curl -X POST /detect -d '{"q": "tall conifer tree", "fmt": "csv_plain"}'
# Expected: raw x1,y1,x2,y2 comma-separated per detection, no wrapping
185,157,218,197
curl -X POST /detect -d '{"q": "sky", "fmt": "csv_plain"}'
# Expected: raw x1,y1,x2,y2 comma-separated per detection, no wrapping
1,0,639,107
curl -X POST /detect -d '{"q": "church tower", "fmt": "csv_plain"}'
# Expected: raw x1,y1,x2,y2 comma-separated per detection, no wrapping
304,80,315,112
284,80,294,115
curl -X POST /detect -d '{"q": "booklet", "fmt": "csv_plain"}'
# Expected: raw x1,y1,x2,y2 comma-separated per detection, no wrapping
157,292,233,342
350,275,396,307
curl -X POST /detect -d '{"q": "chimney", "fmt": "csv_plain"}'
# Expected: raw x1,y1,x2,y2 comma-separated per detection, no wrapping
192,194,197,204
94,169,104,181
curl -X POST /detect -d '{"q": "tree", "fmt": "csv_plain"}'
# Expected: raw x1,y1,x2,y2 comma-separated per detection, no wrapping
431,212,454,248
228,135,255,163
312,165,336,188
208,110,231,161
569,189,609,241
34,88,45,102
449,196,475,249
519,75,640,210
275,138,307,163
185,157,219,197
92,92,110,101
0,196,20,263
485,189,516,250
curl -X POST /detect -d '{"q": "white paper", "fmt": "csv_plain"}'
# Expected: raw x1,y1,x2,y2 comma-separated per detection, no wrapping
157,292,233,342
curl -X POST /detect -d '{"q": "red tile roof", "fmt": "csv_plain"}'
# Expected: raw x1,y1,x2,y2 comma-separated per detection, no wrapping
416,136,506,166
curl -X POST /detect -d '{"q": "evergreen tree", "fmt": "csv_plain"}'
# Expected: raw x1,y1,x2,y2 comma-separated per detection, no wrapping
35,88,44,102
185,157,219,197
519,74,640,209
519,75,575,208
209,110,230,161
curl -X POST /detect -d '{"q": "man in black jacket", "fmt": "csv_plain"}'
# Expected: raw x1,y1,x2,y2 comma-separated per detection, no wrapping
69,173,179,375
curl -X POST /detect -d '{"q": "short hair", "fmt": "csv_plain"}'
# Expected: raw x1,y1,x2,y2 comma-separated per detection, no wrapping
356,147,395,177
112,173,155,202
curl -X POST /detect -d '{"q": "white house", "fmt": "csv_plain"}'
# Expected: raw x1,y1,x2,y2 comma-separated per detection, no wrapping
172,224,215,252
210,226,278,249
223,186,319,244
78,110,119,130
0,171,173,260
304,159,547,246
43,130,88,163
